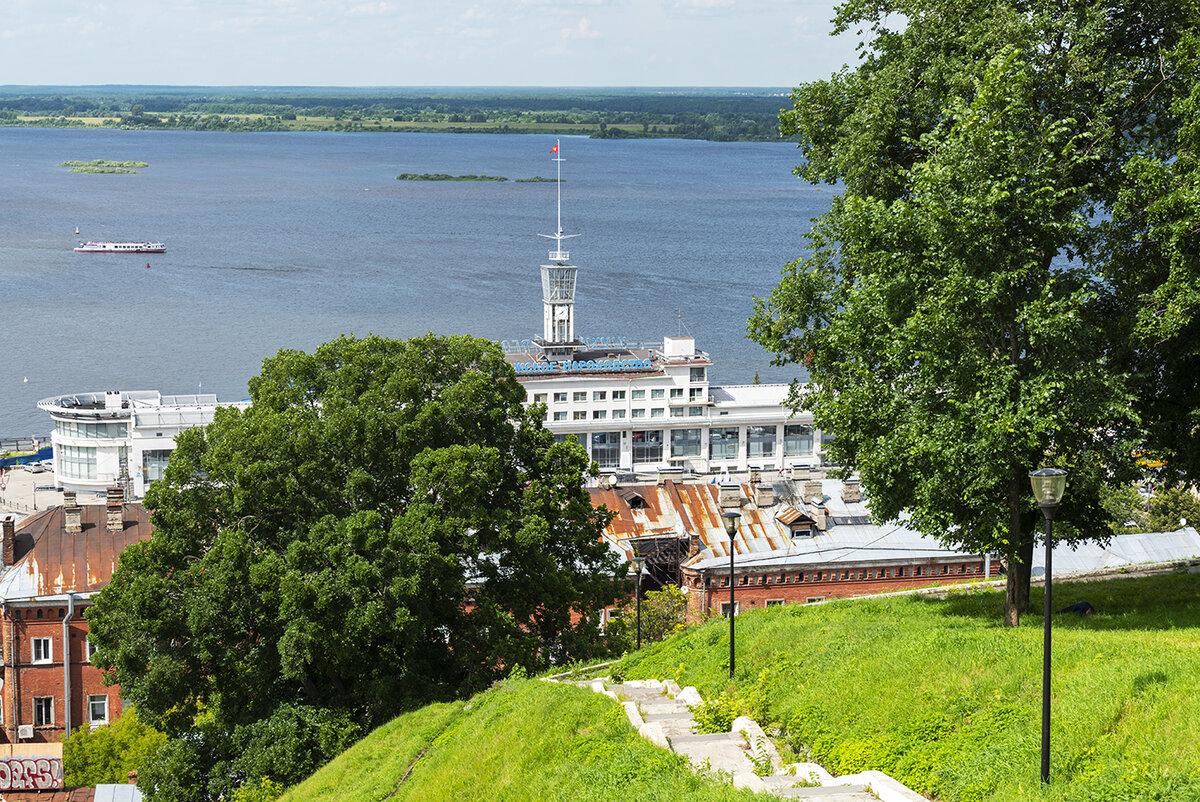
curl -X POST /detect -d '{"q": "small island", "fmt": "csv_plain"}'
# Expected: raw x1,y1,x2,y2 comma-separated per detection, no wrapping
397,173,508,182
58,159,149,173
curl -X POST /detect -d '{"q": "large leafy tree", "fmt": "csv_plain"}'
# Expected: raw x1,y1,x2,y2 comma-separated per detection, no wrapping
87,334,621,799
751,1,1199,625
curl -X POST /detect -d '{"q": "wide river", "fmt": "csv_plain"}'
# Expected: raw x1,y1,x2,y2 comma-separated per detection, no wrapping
0,128,837,437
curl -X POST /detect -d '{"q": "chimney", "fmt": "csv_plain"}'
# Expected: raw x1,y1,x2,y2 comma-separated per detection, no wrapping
754,483,775,507
2,516,14,566
688,531,701,559
810,505,828,531
718,483,742,509
63,491,82,534
106,487,125,532
841,480,862,504
802,479,825,504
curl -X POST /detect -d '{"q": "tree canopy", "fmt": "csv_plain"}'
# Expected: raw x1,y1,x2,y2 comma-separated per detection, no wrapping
87,334,622,800
751,0,1200,624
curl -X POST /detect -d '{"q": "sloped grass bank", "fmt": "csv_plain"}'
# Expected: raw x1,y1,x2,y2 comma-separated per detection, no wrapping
615,571,1200,801
280,676,761,801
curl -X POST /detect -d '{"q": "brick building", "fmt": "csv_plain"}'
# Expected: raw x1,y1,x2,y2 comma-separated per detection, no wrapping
0,490,152,746
589,471,998,618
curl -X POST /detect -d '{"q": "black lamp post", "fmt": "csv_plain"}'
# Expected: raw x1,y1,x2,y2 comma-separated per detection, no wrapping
1029,467,1067,785
630,555,646,650
722,510,741,679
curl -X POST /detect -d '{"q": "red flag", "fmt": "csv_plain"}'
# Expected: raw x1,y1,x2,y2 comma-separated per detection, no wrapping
550,144,558,153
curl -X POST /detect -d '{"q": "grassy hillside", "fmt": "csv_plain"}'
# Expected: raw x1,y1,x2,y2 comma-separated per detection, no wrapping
615,570,1200,801
279,675,762,801
280,571,1200,801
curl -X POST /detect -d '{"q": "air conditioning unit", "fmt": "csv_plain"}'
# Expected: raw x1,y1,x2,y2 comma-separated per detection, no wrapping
17,724,33,740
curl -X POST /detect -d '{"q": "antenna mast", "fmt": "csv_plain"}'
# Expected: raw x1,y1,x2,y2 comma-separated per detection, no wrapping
535,140,583,359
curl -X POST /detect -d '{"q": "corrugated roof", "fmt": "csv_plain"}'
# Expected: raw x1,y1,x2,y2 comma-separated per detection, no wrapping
1032,527,1200,576
590,478,981,571
0,503,152,600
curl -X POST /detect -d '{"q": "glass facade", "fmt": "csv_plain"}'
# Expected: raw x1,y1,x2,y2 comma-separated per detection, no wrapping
670,428,702,458
55,420,128,439
591,432,621,468
783,424,814,457
60,444,97,480
710,428,739,460
142,449,173,484
747,425,777,460
631,430,663,464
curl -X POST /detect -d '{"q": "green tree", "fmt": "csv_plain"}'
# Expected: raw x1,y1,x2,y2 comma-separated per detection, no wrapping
1147,486,1200,533
1099,35,1200,483
63,708,167,787
87,334,620,800
1100,483,1151,536
609,584,689,648
751,1,1198,625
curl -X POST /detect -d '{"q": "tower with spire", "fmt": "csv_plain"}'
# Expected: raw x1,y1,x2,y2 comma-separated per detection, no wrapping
534,140,584,363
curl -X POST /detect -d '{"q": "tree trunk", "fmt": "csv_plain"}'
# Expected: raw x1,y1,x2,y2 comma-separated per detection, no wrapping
1003,471,1034,626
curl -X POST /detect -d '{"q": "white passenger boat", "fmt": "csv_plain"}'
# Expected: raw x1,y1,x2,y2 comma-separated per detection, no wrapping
74,241,166,253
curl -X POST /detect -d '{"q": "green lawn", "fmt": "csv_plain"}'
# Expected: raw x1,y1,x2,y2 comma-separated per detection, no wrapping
614,571,1200,801
279,571,1200,801
279,677,762,801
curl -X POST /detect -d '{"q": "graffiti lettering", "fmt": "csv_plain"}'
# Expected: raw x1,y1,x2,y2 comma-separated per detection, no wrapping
0,757,63,790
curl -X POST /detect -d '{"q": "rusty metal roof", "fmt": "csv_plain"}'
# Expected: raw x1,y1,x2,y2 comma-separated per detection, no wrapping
589,480,793,564
590,477,991,572
0,503,152,600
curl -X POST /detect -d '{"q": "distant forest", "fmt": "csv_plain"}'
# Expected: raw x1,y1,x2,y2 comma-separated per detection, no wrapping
0,86,793,142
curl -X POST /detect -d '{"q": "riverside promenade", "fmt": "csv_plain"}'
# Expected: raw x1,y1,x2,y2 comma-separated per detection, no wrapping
0,464,64,518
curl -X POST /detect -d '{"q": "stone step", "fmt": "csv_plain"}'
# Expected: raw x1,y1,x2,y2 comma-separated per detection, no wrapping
766,783,875,800
643,705,691,720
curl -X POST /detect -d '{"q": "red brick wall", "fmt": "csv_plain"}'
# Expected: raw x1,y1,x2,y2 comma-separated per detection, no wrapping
1,605,124,743
685,560,999,617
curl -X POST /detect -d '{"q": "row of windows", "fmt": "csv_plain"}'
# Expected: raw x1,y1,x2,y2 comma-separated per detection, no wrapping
708,563,986,587
529,375,708,407
559,425,818,464
29,694,108,726
552,407,706,422
55,420,129,440
28,636,100,664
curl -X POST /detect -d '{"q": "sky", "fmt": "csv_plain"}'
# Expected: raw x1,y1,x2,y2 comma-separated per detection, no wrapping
1,0,863,87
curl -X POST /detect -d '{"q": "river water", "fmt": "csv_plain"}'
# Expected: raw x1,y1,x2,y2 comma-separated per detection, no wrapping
0,128,836,436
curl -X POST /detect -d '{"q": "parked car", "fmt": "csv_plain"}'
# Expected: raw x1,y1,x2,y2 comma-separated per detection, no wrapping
26,462,44,473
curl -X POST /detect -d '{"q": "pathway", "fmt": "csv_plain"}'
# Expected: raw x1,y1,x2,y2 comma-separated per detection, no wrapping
574,677,928,801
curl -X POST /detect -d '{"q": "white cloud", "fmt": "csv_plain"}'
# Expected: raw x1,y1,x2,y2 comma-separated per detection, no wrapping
562,17,600,40
346,2,397,16
673,0,734,10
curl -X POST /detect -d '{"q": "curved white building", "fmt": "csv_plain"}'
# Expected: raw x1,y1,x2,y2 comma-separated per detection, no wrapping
37,391,250,499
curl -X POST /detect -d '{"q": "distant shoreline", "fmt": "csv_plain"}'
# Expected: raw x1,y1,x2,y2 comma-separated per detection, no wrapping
0,87,789,142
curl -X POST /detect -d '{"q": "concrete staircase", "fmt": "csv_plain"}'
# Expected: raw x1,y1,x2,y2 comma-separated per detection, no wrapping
574,677,927,801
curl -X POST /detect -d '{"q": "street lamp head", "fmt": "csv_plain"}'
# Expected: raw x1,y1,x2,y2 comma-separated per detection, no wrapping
630,555,646,575
721,510,741,539
1029,468,1068,518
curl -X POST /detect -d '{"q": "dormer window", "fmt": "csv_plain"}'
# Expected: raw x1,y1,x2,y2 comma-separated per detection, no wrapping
618,489,648,509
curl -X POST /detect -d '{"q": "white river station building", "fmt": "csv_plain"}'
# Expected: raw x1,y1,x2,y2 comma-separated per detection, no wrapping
505,149,822,479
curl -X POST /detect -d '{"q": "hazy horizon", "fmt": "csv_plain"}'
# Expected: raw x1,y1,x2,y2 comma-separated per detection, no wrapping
2,1,863,88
